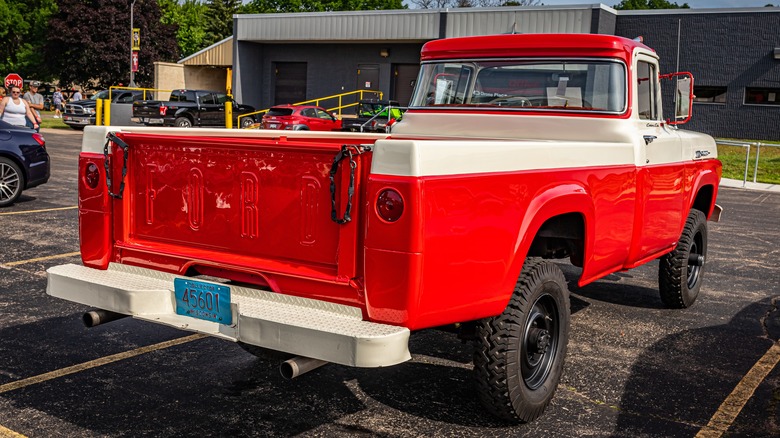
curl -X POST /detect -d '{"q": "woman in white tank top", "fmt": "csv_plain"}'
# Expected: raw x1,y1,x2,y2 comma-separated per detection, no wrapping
0,87,39,129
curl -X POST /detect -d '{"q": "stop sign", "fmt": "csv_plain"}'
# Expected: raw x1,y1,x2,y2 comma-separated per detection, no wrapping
4,73,23,89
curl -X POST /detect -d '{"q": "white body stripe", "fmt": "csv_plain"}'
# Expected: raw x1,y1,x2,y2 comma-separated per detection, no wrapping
371,139,635,177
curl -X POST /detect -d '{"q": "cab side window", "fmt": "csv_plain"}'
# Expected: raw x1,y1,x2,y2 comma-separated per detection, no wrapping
637,61,657,120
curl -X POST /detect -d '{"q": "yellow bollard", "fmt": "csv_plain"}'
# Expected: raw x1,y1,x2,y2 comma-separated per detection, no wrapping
226,100,233,129
96,99,103,126
103,99,111,126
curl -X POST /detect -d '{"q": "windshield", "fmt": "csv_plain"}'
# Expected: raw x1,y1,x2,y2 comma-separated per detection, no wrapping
409,60,627,113
90,90,111,100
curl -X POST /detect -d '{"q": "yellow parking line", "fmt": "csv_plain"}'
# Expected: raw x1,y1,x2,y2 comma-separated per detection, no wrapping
0,206,78,216
696,342,780,438
0,424,27,438
2,252,81,267
0,334,206,395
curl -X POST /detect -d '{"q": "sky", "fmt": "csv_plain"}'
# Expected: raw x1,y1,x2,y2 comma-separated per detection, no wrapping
540,0,776,7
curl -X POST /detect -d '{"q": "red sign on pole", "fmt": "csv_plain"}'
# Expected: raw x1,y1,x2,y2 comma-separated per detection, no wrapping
132,51,139,73
4,73,23,89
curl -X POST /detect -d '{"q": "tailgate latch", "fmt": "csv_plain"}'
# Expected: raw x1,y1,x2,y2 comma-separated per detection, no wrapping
103,132,130,199
329,144,371,224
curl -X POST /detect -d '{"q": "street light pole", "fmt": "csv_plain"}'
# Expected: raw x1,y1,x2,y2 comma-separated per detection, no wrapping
129,0,137,87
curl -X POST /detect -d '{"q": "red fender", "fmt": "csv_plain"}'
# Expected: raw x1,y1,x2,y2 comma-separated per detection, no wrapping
497,184,595,309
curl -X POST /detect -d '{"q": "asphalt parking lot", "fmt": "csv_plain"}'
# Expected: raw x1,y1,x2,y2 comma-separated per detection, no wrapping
0,128,778,437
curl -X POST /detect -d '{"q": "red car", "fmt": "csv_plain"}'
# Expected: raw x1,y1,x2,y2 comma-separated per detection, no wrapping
261,105,342,131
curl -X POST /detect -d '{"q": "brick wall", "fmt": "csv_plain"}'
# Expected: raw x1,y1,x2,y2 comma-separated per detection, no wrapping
616,12,780,140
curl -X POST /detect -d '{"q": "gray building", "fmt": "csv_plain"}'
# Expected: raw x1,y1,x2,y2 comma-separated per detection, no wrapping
230,4,780,140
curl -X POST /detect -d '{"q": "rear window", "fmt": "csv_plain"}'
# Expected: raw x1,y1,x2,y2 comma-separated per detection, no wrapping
267,107,294,116
170,91,196,103
410,59,627,113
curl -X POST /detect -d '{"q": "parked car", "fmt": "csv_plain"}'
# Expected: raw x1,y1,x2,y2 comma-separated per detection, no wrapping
261,105,342,131
132,89,256,128
64,89,152,130
342,99,404,132
0,120,50,207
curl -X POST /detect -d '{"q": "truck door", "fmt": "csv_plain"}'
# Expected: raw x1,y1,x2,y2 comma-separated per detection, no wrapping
629,55,685,264
197,91,220,126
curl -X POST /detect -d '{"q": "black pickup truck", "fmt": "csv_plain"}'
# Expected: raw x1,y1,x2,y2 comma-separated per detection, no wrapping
64,89,151,130
132,89,256,128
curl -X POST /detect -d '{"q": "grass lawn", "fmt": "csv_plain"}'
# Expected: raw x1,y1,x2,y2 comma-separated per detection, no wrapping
717,139,780,185
39,110,71,129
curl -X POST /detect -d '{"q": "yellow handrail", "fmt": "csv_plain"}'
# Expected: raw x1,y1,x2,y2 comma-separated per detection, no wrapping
237,89,383,128
98,86,172,126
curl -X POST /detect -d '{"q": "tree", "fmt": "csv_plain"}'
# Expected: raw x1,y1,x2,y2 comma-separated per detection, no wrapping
0,0,58,80
613,0,690,9
45,0,178,89
160,0,208,57
202,0,241,48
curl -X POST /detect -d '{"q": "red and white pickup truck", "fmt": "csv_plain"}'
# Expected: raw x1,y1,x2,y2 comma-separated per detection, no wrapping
47,34,722,423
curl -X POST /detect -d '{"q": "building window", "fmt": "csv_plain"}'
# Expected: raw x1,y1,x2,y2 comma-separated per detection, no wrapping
745,87,780,106
694,86,727,104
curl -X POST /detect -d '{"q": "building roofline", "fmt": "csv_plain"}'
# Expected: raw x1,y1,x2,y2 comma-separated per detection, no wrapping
616,6,780,15
177,36,232,64
236,4,613,21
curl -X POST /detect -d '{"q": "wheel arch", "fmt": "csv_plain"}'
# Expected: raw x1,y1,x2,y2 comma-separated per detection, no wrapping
502,185,595,305
689,169,720,219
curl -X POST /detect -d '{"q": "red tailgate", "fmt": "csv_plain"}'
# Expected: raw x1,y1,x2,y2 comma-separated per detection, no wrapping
107,133,371,305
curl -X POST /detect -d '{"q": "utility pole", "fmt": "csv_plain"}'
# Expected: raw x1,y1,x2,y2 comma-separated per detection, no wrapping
129,0,137,87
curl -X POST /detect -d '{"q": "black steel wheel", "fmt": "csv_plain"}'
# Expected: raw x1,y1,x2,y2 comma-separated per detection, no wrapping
474,258,570,423
0,157,24,207
659,209,708,308
174,117,193,128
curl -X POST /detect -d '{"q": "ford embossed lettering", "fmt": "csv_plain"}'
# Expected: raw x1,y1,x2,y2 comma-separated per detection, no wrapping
174,279,231,324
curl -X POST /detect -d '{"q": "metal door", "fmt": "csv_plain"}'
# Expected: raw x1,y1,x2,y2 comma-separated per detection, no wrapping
274,62,307,105
357,64,380,92
393,64,420,106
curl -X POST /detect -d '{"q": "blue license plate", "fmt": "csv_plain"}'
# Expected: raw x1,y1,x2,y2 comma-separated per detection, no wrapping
174,279,232,324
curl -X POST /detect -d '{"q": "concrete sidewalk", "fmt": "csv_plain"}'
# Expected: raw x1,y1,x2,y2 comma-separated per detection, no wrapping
720,178,780,192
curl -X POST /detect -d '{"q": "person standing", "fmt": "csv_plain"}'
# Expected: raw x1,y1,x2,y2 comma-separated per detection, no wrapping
52,87,64,118
0,86,39,130
71,89,83,102
23,81,44,130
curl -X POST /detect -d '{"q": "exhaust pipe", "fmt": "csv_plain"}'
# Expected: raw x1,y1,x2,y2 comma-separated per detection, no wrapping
83,309,129,328
280,356,328,379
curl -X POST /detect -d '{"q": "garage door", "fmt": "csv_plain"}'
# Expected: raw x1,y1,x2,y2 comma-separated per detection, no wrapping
274,62,307,105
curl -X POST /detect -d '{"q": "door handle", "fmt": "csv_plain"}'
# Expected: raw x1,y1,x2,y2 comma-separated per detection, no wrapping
643,135,657,145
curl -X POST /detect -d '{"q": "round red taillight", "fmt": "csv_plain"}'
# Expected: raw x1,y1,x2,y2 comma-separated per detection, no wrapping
376,189,404,222
85,162,100,189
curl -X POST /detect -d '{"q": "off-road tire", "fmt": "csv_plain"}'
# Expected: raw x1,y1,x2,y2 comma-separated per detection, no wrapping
659,209,708,308
0,157,24,207
473,258,570,423
174,117,193,128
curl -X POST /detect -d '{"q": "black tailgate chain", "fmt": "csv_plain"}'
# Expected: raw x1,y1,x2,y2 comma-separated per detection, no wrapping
103,132,130,199
329,144,371,224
